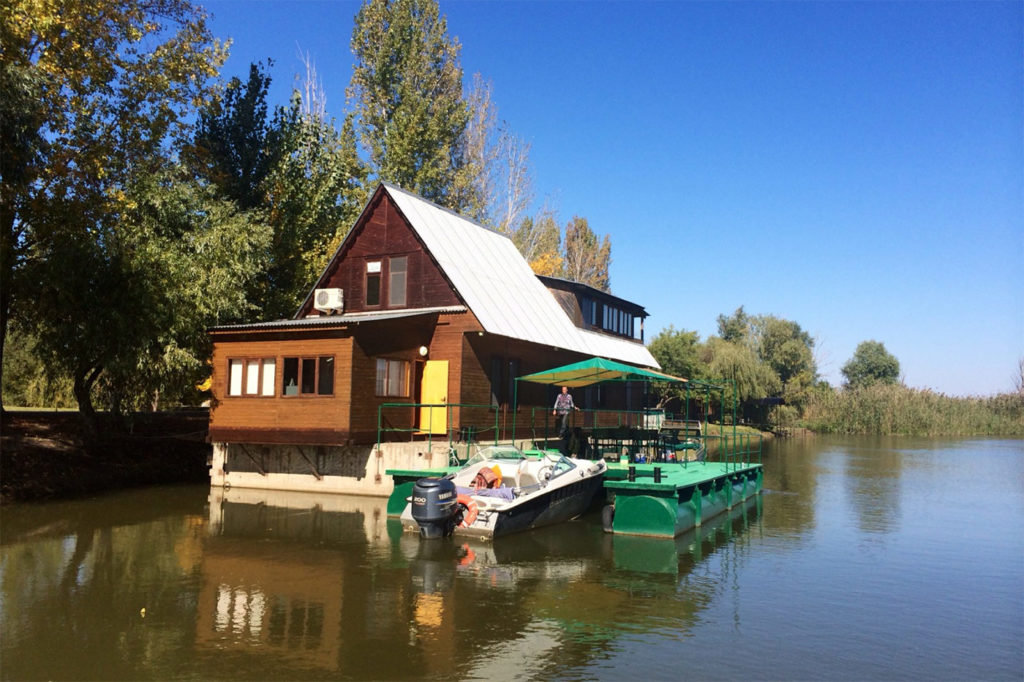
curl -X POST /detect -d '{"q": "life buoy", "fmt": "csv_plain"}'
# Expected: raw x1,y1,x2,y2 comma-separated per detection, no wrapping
457,494,478,527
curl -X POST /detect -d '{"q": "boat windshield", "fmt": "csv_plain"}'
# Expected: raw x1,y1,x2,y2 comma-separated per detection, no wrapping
542,451,576,478
463,445,527,469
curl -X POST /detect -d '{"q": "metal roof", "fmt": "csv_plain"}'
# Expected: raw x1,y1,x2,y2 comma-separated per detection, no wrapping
211,305,467,332
384,184,659,368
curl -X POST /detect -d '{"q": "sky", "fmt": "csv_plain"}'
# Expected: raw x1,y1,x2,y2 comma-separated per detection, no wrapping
202,0,1023,396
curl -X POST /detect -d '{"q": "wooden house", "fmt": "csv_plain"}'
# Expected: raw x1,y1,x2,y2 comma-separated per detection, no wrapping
207,183,659,494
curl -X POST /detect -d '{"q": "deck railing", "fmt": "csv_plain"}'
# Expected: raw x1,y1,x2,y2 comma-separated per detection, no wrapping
375,402,500,464
376,402,763,470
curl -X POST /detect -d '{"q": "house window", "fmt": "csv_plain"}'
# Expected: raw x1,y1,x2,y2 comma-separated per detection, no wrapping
506,359,520,406
376,358,409,397
389,256,407,307
488,356,520,407
489,357,502,406
282,355,334,396
227,358,276,397
366,260,381,306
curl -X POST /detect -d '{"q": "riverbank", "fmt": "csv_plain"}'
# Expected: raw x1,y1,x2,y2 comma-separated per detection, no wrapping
1,410,211,505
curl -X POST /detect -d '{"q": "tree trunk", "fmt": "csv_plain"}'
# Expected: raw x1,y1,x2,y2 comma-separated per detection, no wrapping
73,368,100,436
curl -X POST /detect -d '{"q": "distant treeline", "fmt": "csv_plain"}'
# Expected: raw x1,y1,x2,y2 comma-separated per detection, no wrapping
801,383,1024,437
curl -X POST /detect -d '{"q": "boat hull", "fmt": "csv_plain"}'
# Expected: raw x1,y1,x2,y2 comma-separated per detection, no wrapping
400,472,605,539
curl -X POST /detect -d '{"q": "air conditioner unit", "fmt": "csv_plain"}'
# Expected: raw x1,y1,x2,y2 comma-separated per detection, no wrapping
314,287,344,314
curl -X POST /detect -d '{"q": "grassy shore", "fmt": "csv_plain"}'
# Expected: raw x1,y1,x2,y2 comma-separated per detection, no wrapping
1,410,211,504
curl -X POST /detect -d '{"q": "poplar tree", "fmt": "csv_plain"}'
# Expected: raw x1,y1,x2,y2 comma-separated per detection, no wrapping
563,216,611,292
347,0,470,210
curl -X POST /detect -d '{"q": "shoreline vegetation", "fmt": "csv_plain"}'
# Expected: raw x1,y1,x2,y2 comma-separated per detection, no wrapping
2,387,1021,505
800,384,1024,437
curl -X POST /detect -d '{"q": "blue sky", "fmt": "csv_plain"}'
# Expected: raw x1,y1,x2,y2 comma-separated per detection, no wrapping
203,0,1022,396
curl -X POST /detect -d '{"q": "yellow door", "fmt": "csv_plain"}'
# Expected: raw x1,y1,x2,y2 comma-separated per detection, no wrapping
418,360,449,435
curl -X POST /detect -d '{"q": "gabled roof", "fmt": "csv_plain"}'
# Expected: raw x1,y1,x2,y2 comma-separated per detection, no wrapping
312,183,659,369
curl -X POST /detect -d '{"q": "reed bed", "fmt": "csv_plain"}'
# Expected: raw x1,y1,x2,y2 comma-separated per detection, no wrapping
801,384,1024,436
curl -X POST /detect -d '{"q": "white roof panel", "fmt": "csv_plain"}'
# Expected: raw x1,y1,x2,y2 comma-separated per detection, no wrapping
384,184,659,369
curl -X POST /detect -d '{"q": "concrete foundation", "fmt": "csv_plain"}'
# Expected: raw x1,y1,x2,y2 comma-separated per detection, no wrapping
209,440,523,497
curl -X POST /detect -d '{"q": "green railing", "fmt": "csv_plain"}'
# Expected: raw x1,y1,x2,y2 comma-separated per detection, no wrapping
375,402,500,463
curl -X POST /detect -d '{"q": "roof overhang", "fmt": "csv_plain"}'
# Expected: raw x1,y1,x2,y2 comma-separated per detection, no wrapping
210,306,467,334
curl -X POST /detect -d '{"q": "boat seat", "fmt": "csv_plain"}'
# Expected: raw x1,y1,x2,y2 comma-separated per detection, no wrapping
517,470,539,487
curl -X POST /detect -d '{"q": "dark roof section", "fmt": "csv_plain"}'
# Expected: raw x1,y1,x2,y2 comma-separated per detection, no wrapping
210,306,467,333
536,275,648,317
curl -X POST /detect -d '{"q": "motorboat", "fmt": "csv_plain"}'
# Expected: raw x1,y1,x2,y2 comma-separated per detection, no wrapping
400,444,607,539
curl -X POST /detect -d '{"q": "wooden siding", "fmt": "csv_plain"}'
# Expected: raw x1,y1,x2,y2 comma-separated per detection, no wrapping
210,335,355,444
298,192,461,317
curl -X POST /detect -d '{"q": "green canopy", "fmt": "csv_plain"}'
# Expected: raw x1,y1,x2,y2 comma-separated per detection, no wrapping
516,357,687,388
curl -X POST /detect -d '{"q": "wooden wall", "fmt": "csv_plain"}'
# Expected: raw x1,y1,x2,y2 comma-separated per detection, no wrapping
209,333,354,445
298,191,460,317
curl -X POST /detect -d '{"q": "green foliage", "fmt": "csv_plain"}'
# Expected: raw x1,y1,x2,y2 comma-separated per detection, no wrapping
188,62,368,319
754,315,817,404
563,216,611,291
1,326,75,408
26,166,270,416
704,336,782,404
0,0,227,416
716,306,753,344
802,383,1024,436
348,0,470,210
647,326,703,407
190,61,277,210
842,340,900,388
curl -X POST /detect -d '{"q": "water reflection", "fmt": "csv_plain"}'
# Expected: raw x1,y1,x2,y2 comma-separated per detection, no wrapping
199,486,762,679
4,438,1020,680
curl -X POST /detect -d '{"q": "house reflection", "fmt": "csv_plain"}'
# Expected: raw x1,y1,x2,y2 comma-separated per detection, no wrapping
197,487,762,677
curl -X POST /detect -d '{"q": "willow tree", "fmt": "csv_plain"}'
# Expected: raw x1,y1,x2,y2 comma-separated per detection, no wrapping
0,0,231,419
347,0,470,210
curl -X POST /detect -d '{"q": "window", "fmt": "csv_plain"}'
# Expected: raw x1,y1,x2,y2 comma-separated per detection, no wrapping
366,260,381,306
389,256,407,307
489,357,502,406
376,358,409,397
227,358,276,397
506,359,520,406
282,355,335,396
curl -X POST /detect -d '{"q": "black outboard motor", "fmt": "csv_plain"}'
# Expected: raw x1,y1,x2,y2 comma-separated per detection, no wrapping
410,477,459,539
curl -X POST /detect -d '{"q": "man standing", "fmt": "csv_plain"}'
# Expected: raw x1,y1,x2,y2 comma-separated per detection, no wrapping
552,385,578,438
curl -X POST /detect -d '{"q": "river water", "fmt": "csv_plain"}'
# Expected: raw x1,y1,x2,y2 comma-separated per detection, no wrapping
1,436,1021,681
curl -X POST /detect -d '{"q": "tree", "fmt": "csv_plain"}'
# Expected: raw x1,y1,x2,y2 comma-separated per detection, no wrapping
717,306,753,345
189,61,277,211
0,0,227,416
754,315,817,402
563,216,611,291
188,61,368,319
27,166,270,419
509,206,562,275
841,340,901,388
347,0,469,210
259,102,367,318
648,326,704,408
704,337,781,403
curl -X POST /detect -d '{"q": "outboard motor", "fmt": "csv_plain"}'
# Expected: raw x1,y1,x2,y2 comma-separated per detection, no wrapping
410,477,459,539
